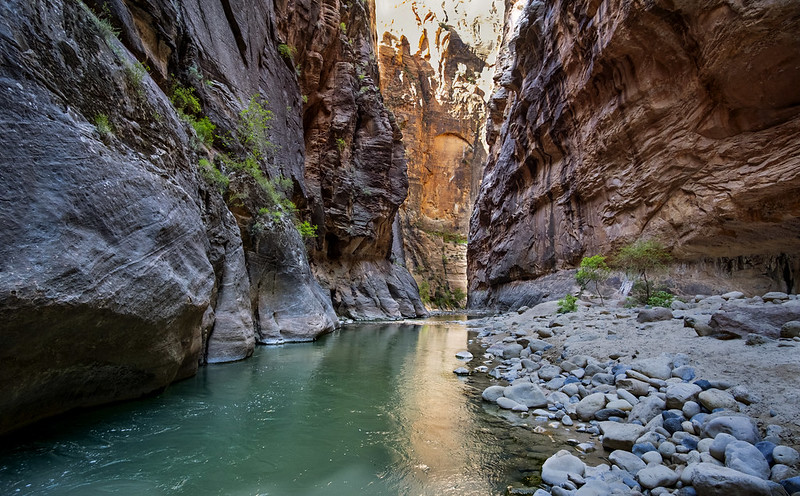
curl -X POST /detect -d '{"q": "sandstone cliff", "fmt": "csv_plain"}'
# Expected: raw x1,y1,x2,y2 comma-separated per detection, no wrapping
376,0,503,308
275,0,426,320
469,0,800,310
0,0,418,434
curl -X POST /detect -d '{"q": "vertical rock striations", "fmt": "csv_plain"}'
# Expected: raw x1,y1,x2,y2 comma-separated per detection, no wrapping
0,0,416,434
275,0,425,319
376,0,503,309
469,0,800,309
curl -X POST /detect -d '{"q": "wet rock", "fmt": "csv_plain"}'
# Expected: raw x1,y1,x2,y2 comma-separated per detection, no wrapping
482,385,506,402
453,367,470,376
541,450,586,486
455,351,474,360
504,383,548,408
496,397,524,410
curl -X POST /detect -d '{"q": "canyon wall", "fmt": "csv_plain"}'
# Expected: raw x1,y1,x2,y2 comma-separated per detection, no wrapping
469,0,800,310
376,0,503,308
0,0,419,434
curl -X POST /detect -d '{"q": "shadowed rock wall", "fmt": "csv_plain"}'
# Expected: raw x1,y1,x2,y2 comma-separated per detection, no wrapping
0,0,418,434
469,0,800,309
274,0,426,320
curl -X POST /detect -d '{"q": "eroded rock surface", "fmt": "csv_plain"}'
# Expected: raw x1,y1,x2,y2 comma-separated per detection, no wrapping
469,0,800,308
0,0,416,433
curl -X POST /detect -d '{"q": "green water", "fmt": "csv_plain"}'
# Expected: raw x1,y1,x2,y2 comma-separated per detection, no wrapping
0,320,551,495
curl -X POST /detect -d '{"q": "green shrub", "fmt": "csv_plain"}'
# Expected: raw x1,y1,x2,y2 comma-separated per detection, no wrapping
335,137,346,152
238,95,274,159
198,158,228,192
576,255,610,304
124,60,148,96
340,22,347,32
170,84,201,116
297,220,318,239
86,3,120,41
277,43,296,60
418,281,431,304
647,291,674,308
557,294,578,313
94,113,112,136
614,239,671,302
191,116,216,146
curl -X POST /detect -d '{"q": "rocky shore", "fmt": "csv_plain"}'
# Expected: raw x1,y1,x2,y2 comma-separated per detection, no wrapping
461,292,800,495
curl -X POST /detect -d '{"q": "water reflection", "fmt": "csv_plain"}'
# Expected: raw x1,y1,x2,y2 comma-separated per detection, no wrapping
0,320,551,495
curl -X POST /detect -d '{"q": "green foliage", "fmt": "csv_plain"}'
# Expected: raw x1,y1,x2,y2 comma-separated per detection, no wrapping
170,84,201,116
94,113,112,137
191,116,216,146
418,281,431,304
238,95,274,159
335,137,346,153
340,22,347,32
188,65,203,82
277,43,296,60
647,291,675,308
575,254,610,304
123,60,148,96
198,158,229,192
302,95,309,104
557,294,578,314
615,239,672,302
297,220,318,239
87,3,120,41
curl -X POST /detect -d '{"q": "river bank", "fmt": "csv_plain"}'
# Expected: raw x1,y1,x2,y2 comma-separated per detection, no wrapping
463,293,800,495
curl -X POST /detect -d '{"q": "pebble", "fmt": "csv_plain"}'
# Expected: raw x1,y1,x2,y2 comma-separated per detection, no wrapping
773,445,800,466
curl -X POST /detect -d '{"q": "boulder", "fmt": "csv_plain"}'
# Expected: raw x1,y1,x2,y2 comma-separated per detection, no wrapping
666,383,702,409
631,356,673,380
541,450,586,486
726,440,771,479
702,414,762,444
504,383,548,408
781,321,800,339
482,385,506,402
698,388,739,412
628,395,666,424
576,392,607,421
538,364,563,381
637,465,679,489
609,449,646,475
599,421,646,451
637,308,674,323
773,446,800,467
688,463,789,496
709,300,800,339
496,397,523,410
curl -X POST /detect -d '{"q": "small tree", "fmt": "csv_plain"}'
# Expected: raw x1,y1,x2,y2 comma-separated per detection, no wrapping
614,239,671,302
576,255,610,304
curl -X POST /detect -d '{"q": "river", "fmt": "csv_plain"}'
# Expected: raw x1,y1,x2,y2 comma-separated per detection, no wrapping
0,318,557,495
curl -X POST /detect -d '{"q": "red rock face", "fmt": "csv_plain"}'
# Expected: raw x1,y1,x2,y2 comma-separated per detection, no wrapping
469,0,800,308
275,0,425,319
377,29,490,308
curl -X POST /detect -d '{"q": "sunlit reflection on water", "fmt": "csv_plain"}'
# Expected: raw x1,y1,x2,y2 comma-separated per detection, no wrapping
0,319,563,495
